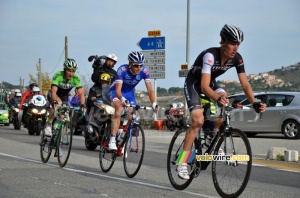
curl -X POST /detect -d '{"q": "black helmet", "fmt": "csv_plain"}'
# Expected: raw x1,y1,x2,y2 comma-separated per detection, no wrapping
220,24,244,43
29,82,37,90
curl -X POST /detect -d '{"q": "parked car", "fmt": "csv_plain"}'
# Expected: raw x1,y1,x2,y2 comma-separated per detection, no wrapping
0,103,10,126
230,91,300,139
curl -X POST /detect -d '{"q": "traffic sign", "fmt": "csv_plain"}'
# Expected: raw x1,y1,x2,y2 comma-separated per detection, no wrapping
141,50,165,57
137,37,165,50
145,65,165,72
148,30,161,37
150,72,165,79
179,70,189,77
181,64,188,70
144,57,165,65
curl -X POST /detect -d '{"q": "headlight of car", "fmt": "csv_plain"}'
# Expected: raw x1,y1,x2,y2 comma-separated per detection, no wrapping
40,109,47,114
32,108,39,114
3,113,9,117
104,105,115,115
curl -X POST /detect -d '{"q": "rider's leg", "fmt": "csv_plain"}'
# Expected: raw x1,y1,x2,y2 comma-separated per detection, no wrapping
109,100,123,150
178,109,204,180
123,107,133,131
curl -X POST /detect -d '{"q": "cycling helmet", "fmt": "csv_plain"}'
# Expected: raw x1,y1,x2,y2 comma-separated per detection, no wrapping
220,24,244,43
99,73,111,83
29,82,37,90
32,87,40,92
63,58,78,70
128,51,145,63
16,92,22,97
177,102,184,108
171,103,177,108
107,54,118,62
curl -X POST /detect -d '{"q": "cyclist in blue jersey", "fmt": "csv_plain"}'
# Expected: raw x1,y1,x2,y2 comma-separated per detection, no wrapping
177,24,267,180
108,51,157,150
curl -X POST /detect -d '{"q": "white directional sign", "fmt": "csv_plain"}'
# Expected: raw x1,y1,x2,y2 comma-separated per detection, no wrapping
179,70,189,77
146,65,165,72
150,72,165,79
141,50,165,57
144,57,165,65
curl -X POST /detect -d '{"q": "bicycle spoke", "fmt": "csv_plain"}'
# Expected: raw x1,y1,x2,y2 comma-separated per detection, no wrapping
99,128,116,173
212,129,252,198
123,125,145,178
57,123,73,167
167,129,194,190
40,129,52,163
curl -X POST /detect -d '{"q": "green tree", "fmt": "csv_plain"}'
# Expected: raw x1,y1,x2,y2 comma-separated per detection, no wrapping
29,64,51,95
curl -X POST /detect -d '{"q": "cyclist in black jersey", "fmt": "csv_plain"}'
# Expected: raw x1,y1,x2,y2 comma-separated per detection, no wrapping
43,58,86,137
177,24,267,180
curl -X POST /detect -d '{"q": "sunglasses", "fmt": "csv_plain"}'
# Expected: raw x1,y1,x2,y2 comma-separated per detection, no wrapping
131,63,143,68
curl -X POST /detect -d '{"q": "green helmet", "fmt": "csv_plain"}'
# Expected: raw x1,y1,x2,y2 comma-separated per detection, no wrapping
63,58,78,70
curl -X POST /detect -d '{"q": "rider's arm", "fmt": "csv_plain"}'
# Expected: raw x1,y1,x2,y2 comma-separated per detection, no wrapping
115,82,123,100
238,72,255,104
51,86,61,104
19,92,29,109
77,87,86,105
145,81,156,104
201,73,220,103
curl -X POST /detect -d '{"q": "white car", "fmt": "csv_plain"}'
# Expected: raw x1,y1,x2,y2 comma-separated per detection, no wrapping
230,91,300,139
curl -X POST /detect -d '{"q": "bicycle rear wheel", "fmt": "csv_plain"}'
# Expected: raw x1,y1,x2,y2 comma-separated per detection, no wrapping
40,129,52,163
167,128,194,190
123,124,145,178
57,122,73,167
99,126,116,172
212,129,252,198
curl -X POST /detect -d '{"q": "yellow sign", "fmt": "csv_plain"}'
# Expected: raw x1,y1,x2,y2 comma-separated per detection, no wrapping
181,64,188,70
148,30,161,37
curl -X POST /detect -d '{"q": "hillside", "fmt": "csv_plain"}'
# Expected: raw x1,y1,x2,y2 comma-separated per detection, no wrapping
269,62,300,83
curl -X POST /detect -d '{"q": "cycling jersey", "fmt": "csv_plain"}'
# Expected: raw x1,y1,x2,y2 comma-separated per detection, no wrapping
109,64,151,104
50,71,82,101
185,47,245,112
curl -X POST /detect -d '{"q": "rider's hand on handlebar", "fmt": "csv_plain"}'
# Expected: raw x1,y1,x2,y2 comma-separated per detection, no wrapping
121,97,129,106
252,102,266,113
152,102,159,113
216,96,229,107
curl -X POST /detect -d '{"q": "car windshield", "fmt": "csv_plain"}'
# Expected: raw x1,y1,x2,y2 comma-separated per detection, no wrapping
0,104,8,110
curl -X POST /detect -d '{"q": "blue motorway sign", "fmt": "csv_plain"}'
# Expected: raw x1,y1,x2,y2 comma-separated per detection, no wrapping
137,36,165,50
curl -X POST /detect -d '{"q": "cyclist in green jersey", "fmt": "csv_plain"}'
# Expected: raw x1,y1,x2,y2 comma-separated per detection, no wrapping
44,58,86,137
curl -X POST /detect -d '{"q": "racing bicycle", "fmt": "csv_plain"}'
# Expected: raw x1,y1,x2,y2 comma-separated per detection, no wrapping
167,104,259,198
99,104,151,178
40,102,75,167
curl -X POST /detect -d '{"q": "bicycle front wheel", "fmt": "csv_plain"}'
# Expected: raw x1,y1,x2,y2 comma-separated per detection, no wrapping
57,122,73,167
40,129,52,163
167,128,194,190
212,129,252,198
123,124,145,178
99,126,116,172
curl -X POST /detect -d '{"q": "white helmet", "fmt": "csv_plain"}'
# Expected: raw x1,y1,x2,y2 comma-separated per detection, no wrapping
171,103,177,108
16,92,22,97
32,87,40,92
107,54,117,62
177,102,184,108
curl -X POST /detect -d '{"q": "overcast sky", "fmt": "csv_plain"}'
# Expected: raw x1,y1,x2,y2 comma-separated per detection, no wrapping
1,0,299,91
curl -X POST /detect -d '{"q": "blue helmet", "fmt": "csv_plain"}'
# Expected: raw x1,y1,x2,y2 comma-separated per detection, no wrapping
128,51,145,63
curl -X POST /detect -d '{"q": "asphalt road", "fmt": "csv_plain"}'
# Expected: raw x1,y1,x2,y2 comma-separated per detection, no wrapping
0,125,299,198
